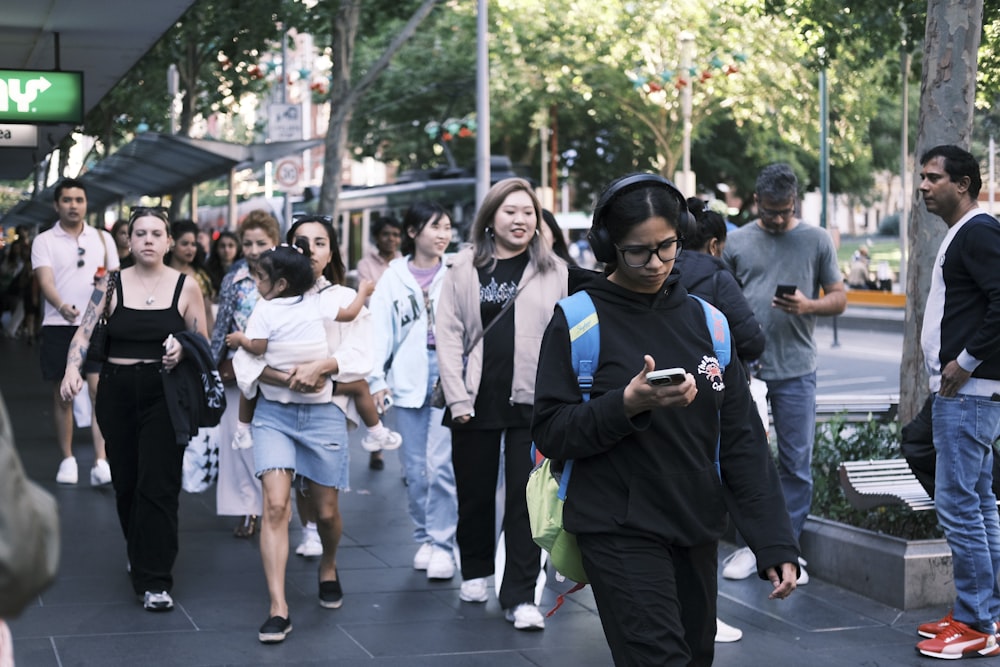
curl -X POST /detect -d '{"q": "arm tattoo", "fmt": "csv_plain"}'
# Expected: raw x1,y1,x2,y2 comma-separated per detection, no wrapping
90,287,103,306
67,341,86,371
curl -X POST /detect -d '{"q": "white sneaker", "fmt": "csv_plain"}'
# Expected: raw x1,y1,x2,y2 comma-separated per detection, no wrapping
459,577,489,603
721,546,756,580
505,603,545,630
426,547,455,580
90,458,112,486
296,528,322,558
715,617,743,642
143,590,174,612
56,456,78,484
361,428,403,452
413,542,433,570
796,556,809,585
231,428,253,450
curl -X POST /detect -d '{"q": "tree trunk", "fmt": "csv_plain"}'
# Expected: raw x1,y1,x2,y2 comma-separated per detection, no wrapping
900,0,983,422
317,0,445,222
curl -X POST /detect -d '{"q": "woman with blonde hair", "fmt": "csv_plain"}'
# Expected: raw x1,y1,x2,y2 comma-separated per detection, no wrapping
436,178,567,630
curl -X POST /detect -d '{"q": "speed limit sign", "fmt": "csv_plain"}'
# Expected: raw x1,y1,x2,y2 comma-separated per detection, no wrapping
275,158,302,188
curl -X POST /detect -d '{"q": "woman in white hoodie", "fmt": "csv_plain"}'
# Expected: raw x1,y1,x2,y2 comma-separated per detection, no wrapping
369,202,458,580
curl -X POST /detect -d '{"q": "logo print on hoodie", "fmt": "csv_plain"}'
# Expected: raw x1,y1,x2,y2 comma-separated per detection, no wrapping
698,356,725,391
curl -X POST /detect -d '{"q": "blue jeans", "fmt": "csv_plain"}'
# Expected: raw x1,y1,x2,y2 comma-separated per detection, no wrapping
933,393,1000,631
765,372,817,540
387,351,457,554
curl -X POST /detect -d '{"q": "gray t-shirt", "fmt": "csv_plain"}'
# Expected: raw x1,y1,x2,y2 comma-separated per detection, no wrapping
722,221,842,380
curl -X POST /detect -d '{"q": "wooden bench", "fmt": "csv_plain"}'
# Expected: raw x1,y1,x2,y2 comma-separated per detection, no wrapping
812,393,899,424
838,459,935,511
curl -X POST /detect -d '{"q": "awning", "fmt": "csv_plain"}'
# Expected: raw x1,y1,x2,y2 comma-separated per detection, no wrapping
1,132,321,230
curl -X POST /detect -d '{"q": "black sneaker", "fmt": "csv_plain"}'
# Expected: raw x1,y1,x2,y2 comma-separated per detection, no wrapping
143,590,174,612
258,615,292,643
319,579,343,609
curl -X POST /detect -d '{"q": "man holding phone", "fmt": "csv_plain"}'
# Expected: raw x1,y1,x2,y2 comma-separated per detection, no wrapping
721,163,846,586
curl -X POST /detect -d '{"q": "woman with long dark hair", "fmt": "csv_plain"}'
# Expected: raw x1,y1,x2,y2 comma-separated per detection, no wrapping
368,202,458,579
532,174,798,665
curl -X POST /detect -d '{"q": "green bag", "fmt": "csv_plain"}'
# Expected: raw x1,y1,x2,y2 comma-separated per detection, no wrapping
526,457,588,583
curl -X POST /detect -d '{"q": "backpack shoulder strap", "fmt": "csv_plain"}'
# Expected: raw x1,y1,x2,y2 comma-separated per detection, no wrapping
558,291,600,400
690,295,731,370
689,294,731,482
552,291,600,499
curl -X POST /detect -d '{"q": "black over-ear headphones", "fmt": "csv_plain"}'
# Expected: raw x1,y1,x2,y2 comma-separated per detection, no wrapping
587,173,688,264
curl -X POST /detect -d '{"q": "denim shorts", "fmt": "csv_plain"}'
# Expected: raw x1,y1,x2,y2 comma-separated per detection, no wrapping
252,398,350,489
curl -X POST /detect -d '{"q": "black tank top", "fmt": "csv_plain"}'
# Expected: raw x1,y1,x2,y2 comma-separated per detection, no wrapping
107,272,188,360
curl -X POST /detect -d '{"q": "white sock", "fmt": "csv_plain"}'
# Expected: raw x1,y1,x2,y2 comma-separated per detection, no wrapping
304,521,318,535
368,421,386,436
236,421,251,432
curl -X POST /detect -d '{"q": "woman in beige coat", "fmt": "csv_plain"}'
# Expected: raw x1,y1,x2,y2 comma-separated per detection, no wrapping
435,178,567,631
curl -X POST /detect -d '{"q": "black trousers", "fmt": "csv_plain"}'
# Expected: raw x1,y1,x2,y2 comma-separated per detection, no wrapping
578,533,717,667
96,362,184,595
450,426,540,609
901,394,1000,498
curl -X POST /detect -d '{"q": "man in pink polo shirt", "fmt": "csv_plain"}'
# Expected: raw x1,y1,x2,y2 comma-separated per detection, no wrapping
31,178,119,486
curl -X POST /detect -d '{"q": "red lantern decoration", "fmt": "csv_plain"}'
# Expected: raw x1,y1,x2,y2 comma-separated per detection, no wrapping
647,81,662,93
699,70,712,83
725,64,739,75
458,127,472,138
675,77,688,90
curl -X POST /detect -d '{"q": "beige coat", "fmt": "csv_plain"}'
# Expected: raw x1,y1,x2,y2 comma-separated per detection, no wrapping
435,247,567,417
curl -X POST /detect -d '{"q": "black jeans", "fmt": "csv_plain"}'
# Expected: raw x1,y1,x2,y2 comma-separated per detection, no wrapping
96,362,184,595
901,394,1000,499
578,533,717,667
450,426,539,609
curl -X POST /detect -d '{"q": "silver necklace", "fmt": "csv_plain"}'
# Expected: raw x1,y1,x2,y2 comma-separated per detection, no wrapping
136,271,165,305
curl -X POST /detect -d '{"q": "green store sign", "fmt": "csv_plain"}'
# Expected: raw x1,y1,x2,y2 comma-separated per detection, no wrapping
0,70,83,124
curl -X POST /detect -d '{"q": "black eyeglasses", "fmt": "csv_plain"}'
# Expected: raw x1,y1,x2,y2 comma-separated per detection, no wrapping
758,206,795,220
77,245,85,268
615,237,684,268
128,206,169,223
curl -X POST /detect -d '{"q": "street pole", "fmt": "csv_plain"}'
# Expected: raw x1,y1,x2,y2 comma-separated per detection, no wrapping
678,31,695,197
475,0,491,210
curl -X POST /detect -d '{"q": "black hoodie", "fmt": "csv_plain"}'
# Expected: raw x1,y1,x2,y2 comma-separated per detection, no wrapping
674,250,765,362
532,272,798,577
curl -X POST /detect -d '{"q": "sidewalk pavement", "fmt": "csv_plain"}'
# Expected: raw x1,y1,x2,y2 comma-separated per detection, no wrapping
1,335,948,666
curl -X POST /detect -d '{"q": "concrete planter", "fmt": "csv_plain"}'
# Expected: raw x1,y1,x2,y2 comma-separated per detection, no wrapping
800,516,953,610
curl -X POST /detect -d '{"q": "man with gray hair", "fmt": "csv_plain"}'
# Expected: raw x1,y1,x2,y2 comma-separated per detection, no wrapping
721,163,846,586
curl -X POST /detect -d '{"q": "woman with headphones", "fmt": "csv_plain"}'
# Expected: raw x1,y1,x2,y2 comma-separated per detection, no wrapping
531,173,799,665
435,178,567,631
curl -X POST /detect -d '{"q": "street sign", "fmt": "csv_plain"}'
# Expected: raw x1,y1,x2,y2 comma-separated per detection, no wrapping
0,69,83,124
275,157,302,189
268,104,303,142
0,124,38,147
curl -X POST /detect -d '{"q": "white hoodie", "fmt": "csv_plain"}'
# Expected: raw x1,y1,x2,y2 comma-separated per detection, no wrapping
367,255,447,408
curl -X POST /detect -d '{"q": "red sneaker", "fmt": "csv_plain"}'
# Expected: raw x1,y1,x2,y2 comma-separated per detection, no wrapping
917,619,1000,660
918,609,954,639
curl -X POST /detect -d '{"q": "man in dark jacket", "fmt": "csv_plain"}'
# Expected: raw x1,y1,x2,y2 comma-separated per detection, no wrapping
912,145,1000,660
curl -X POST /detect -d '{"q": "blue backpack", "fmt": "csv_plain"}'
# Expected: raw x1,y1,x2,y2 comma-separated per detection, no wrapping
527,290,731,589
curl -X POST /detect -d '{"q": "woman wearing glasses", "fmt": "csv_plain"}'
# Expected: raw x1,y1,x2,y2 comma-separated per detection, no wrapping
531,174,799,665
435,178,567,630
58,206,208,612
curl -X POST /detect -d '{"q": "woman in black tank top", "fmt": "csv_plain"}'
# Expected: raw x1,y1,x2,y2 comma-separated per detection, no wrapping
58,208,208,613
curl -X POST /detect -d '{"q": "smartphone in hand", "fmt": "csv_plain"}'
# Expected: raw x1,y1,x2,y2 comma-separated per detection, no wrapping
646,368,687,386
774,284,797,299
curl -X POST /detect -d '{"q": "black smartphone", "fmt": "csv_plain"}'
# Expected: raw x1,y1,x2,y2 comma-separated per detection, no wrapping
774,284,797,299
